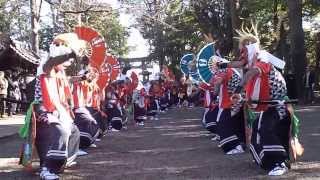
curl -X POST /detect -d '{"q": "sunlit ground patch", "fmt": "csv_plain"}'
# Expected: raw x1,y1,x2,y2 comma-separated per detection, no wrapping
183,118,201,121
309,133,320,136
295,106,320,112
128,147,205,154
161,131,209,138
158,117,172,120
0,158,19,167
0,158,21,172
89,160,131,166
289,161,320,176
146,124,202,131
143,165,203,174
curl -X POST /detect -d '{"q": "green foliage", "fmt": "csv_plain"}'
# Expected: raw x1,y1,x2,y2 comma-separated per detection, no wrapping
133,0,319,76
0,0,30,42
39,25,54,51
0,0,10,32
137,0,203,75
63,3,130,56
0,0,130,56
65,11,129,56
87,11,130,56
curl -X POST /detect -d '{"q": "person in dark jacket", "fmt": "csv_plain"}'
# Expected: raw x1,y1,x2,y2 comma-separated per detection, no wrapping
303,66,316,104
0,71,8,118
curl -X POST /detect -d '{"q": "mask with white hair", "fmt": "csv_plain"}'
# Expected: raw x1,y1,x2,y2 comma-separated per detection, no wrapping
245,43,260,67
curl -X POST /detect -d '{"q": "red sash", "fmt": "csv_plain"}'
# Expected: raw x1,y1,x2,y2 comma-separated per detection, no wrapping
219,69,233,109
245,61,270,111
40,69,72,112
91,84,101,109
73,81,85,108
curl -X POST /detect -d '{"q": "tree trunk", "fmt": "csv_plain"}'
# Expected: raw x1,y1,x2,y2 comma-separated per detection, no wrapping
51,0,64,33
228,0,241,55
223,0,234,55
30,0,41,55
77,0,82,26
315,32,320,89
273,0,279,31
287,0,307,102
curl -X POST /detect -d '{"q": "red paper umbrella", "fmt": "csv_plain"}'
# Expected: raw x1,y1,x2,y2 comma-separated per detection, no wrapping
130,71,139,90
74,26,106,69
105,55,120,81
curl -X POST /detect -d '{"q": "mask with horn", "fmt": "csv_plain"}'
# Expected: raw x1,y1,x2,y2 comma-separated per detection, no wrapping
235,22,260,68
235,22,286,69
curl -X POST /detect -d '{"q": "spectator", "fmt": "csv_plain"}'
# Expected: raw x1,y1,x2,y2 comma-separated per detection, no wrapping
285,70,297,99
8,79,21,116
184,75,193,107
18,77,27,112
0,71,8,118
5,72,14,116
303,66,316,104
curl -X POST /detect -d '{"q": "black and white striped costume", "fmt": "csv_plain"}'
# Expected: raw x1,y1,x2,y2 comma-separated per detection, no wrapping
213,69,246,153
248,62,291,171
133,91,147,123
34,74,80,174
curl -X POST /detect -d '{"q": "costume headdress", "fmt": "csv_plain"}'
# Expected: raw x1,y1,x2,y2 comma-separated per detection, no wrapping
37,33,88,76
235,23,260,49
236,23,285,69
235,23,260,67
52,33,88,57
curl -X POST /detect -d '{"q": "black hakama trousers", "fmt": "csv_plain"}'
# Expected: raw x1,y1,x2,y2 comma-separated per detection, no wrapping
134,104,147,123
147,97,158,117
160,95,169,111
105,104,123,130
86,107,108,137
36,113,80,174
217,108,245,153
203,106,219,134
169,93,179,107
249,107,291,170
74,107,100,149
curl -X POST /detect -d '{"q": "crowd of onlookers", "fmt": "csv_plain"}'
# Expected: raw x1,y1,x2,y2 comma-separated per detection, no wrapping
0,69,28,118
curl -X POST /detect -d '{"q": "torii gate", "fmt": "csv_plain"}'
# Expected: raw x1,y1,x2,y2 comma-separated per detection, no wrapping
119,56,154,82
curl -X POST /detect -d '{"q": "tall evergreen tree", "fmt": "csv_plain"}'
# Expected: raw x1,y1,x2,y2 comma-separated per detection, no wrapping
287,0,307,101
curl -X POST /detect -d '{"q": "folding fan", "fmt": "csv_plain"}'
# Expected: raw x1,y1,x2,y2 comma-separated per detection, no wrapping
97,62,111,90
74,26,106,69
196,43,216,84
180,53,193,75
105,55,120,81
180,53,200,82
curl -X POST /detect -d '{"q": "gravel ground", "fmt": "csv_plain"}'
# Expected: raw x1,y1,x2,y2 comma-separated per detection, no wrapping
0,106,319,180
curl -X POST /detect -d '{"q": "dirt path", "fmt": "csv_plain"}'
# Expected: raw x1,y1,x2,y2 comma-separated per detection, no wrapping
0,106,320,179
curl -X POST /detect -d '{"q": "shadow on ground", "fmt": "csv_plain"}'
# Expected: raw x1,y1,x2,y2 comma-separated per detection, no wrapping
0,107,319,179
